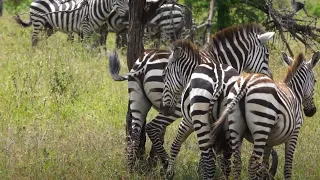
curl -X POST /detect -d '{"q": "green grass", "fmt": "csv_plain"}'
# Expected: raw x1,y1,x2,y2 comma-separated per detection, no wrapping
1,11,320,180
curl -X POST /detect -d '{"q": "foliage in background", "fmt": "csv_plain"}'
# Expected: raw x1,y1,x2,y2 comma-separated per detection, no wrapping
1,12,320,179
4,0,32,13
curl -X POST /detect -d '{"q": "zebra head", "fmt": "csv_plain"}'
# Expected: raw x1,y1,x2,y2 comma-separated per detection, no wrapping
282,51,320,117
160,40,201,116
112,0,129,18
245,30,275,78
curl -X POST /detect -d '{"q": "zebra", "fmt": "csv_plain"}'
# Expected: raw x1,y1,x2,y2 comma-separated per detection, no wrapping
160,40,239,179
108,24,275,172
211,51,319,179
160,37,278,179
144,3,185,48
14,0,129,46
103,3,185,49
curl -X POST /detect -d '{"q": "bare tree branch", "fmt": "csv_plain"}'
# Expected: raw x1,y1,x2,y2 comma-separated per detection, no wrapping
266,0,319,53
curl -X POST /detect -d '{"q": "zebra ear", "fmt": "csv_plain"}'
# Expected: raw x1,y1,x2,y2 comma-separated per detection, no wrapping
281,51,294,66
258,32,275,44
172,47,182,61
309,51,320,68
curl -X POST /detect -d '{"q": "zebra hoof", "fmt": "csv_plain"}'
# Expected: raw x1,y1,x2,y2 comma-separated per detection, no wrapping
165,166,175,180
147,156,158,169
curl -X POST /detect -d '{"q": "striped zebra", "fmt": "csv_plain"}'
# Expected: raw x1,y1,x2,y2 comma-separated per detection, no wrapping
161,40,239,179
14,0,129,46
160,37,277,179
211,51,319,179
104,3,184,49
108,24,275,172
144,3,185,48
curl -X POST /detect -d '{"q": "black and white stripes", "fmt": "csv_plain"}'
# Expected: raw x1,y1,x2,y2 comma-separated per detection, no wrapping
108,24,275,174
14,0,128,46
212,51,319,179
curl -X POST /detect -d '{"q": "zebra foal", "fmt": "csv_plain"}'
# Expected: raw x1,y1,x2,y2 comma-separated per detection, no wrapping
212,51,319,179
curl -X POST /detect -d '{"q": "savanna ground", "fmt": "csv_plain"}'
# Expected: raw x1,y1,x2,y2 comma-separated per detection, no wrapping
0,10,320,180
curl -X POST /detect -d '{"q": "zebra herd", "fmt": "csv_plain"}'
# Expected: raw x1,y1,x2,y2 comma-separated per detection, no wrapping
12,1,319,179
109,23,319,179
14,0,185,49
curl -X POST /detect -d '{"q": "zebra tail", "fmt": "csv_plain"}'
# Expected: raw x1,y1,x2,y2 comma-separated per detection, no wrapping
13,15,32,27
108,49,129,81
209,83,248,145
108,49,147,81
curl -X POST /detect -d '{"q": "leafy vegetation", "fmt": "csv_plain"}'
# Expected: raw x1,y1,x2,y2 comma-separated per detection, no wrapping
1,3,320,180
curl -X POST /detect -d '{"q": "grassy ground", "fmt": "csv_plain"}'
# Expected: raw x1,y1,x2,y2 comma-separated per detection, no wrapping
1,11,320,180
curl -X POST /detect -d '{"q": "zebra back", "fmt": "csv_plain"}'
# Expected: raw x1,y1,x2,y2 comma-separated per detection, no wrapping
206,24,274,77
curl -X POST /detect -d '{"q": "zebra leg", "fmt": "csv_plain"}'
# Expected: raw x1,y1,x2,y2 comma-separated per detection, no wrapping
45,25,54,38
262,146,274,180
191,105,217,179
220,145,232,179
99,24,108,51
127,79,152,172
201,148,216,180
31,21,43,46
233,143,243,180
248,139,269,179
228,103,246,180
284,136,298,180
146,113,177,168
148,127,166,168
166,120,194,180
67,33,75,42
269,148,278,178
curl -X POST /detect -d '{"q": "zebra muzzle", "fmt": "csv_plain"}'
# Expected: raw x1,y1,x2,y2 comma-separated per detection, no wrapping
304,107,316,117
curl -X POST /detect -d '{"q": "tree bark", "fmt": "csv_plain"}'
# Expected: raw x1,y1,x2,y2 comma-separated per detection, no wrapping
126,0,147,158
216,0,231,30
184,0,193,41
0,0,3,17
127,0,146,70
126,0,166,159
205,0,215,44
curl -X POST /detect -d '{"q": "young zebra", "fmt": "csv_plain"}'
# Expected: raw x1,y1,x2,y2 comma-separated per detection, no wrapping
211,52,319,179
109,24,275,172
14,0,129,46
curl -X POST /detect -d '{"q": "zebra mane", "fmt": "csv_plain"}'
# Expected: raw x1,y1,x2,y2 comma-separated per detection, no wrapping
207,23,265,51
284,53,305,83
171,40,201,63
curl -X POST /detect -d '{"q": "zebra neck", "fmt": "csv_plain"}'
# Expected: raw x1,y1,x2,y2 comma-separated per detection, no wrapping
286,76,304,103
210,51,245,73
182,63,198,87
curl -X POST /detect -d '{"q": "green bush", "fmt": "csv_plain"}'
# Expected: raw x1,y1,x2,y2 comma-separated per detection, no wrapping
4,0,32,13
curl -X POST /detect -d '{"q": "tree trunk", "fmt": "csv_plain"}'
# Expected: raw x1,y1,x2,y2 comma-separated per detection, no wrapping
0,0,3,17
216,0,231,30
206,0,215,43
127,0,146,70
127,0,147,157
184,0,193,41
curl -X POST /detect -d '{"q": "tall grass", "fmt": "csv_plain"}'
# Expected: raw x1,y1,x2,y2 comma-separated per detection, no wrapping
0,11,320,179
